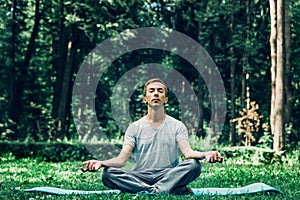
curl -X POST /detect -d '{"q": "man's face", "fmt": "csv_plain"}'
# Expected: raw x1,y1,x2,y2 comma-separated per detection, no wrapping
143,82,168,108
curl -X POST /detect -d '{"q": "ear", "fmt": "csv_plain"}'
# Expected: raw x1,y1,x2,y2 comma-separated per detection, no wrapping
143,97,147,104
164,97,168,104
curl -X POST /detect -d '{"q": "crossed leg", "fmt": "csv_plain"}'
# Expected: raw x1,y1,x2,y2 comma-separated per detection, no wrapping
102,159,201,194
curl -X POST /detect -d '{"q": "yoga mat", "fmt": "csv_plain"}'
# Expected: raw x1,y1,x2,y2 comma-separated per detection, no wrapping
25,187,121,195
191,183,284,196
25,183,284,196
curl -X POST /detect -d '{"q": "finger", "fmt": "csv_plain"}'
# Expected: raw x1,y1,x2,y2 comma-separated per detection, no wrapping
80,168,95,173
82,161,88,166
212,152,218,161
81,167,93,172
84,161,90,169
217,151,223,162
219,157,224,163
88,161,95,170
214,152,218,162
80,168,88,173
214,152,221,163
210,152,216,163
210,154,214,162
206,152,212,162
215,153,223,163
83,161,94,168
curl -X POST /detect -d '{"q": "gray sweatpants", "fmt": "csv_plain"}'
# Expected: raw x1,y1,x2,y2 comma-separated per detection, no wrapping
102,159,201,194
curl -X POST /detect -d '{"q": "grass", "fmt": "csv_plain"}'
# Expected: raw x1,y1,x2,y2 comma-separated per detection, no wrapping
0,154,299,199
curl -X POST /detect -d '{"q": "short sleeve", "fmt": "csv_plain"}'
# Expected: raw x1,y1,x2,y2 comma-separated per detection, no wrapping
176,121,189,142
123,123,137,148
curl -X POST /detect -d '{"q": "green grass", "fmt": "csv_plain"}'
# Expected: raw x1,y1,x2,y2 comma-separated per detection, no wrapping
0,155,299,199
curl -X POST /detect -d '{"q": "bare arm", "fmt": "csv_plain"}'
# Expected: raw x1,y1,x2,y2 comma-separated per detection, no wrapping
81,144,133,172
178,139,223,163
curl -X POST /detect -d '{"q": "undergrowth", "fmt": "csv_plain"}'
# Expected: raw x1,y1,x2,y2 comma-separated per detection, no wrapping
0,153,299,199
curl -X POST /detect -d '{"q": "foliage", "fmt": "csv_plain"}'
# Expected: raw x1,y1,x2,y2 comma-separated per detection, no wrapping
0,141,125,162
0,0,299,149
1,140,298,167
219,146,276,165
258,129,273,149
0,119,16,140
231,101,263,146
0,155,299,199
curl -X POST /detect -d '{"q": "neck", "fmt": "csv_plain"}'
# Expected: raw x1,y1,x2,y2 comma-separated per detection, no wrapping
146,106,166,122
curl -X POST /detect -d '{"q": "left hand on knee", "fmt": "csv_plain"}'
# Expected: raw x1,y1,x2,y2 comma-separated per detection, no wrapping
205,151,223,163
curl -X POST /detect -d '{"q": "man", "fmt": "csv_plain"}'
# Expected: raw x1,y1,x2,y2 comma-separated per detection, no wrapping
81,78,223,194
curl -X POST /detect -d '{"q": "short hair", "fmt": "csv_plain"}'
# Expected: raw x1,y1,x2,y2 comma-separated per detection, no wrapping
143,78,168,97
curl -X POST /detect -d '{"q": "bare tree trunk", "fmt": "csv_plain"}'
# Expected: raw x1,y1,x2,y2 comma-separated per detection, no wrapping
11,0,17,65
229,0,236,146
269,0,277,138
7,0,18,120
8,0,42,123
60,26,79,139
240,0,251,144
52,0,73,140
197,21,204,138
197,79,204,138
284,0,292,124
273,0,285,153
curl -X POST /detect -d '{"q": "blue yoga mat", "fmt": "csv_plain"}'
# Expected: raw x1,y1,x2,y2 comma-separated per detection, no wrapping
191,183,284,196
25,183,284,196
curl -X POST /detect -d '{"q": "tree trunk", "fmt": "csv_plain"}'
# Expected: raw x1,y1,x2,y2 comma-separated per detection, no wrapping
229,0,236,146
273,0,285,153
197,20,204,138
11,0,17,65
7,0,18,120
284,0,292,125
269,0,277,138
52,0,71,140
8,0,42,123
61,26,79,139
240,0,251,145
197,79,204,138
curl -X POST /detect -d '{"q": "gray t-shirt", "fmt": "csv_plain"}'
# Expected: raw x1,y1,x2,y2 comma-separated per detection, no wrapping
123,115,189,171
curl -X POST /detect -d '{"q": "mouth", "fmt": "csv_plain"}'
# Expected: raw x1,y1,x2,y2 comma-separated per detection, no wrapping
152,99,160,102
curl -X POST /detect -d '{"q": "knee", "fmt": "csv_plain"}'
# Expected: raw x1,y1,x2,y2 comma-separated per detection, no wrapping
102,167,114,184
186,159,201,176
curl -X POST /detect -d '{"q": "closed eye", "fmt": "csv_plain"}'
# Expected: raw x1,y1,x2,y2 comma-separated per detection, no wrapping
148,88,164,94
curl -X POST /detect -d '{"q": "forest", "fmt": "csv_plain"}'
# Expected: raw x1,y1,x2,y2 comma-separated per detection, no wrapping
0,0,300,154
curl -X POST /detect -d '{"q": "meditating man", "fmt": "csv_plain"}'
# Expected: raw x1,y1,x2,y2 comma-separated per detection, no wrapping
81,78,223,194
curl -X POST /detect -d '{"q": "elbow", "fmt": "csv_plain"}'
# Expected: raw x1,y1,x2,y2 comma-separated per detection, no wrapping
118,159,127,168
119,162,126,168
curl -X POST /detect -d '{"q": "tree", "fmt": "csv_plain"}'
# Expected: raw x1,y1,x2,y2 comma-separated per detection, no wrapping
0,0,298,144
284,0,292,125
8,0,42,131
51,0,75,140
269,0,292,153
229,0,237,146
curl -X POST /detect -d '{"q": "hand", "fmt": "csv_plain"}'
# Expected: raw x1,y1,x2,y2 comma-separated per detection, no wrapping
81,160,103,172
205,151,223,163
